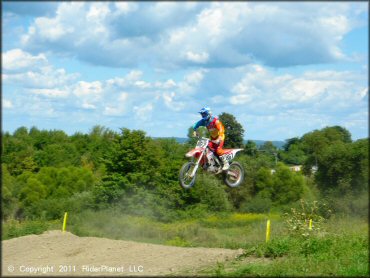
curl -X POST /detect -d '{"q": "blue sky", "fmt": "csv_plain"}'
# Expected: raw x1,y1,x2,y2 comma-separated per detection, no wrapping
2,2,368,140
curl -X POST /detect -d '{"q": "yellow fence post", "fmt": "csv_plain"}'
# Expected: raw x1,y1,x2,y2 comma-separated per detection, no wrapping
266,219,271,243
62,212,68,232
309,219,313,230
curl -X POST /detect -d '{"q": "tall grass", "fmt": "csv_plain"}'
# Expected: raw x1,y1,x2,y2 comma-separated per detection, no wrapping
65,209,279,249
2,209,367,276
2,219,60,240
197,216,369,277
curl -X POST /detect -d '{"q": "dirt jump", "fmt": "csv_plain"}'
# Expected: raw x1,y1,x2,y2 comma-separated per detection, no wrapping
2,230,244,276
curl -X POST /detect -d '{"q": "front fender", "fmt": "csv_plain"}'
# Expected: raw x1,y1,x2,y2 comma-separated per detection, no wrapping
185,148,203,158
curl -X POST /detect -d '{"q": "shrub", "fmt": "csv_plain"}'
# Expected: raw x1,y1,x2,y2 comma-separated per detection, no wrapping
283,199,332,237
239,195,272,213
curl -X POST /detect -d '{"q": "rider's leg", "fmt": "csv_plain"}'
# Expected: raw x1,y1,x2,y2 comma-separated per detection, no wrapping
208,141,223,166
216,141,229,170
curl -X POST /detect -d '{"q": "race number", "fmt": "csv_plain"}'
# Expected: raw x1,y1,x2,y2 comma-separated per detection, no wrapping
196,138,208,148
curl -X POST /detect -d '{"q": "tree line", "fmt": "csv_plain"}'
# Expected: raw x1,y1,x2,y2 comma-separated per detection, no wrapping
2,113,368,221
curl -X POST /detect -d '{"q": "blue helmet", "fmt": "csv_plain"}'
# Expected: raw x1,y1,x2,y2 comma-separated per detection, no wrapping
198,107,211,121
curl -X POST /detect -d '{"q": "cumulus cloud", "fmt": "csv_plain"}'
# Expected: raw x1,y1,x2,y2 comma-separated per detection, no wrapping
185,51,209,63
184,70,207,85
3,48,47,72
103,106,126,116
3,99,13,109
73,81,103,97
224,64,368,140
3,67,78,89
3,49,79,89
17,2,366,68
81,102,96,110
133,103,154,121
29,88,69,98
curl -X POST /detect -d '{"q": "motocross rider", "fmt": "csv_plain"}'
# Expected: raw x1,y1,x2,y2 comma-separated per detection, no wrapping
192,107,229,170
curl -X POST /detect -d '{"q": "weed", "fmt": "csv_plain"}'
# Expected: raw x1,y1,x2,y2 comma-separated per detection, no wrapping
283,199,332,237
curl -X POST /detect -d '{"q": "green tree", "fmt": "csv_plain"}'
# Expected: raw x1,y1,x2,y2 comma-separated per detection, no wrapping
187,126,208,146
218,112,245,148
315,139,368,194
34,143,80,167
254,167,274,198
279,144,306,165
101,128,165,196
252,164,304,206
271,164,305,205
259,141,277,154
19,177,47,211
2,164,17,219
350,138,368,193
245,140,257,156
301,126,352,174
283,137,301,152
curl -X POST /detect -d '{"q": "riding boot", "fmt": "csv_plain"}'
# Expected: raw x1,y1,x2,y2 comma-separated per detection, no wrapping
220,155,230,170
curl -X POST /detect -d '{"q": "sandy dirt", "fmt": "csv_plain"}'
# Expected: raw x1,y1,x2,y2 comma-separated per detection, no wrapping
2,230,244,276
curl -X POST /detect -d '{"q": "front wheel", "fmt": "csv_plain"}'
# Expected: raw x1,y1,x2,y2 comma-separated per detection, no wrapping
224,162,244,188
179,162,197,189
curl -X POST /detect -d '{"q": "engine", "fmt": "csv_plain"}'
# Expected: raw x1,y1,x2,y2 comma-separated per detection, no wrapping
206,150,219,173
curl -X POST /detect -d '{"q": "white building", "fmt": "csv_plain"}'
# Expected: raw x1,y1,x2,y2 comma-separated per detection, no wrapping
289,165,302,172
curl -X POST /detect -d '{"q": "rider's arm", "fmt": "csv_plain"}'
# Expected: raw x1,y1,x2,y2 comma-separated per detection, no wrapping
193,119,205,131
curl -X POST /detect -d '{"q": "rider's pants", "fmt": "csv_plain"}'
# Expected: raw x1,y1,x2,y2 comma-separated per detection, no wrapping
208,140,225,156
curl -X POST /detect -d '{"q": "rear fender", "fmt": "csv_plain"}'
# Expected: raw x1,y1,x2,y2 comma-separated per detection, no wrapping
221,149,243,162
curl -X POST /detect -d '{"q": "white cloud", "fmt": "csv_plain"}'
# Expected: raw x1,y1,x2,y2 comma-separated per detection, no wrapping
358,87,368,99
184,70,206,85
133,103,154,121
3,48,47,72
73,81,104,110
185,51,209,63
154,79,177,89
118,92,128,102
134,80,151,89
102,92,129,115
230,94,253,105
33,16,73,41
281,79,331,102
107,70,145,88
228,64,368,127
18,2,364,68
162,91,187,112
81,102,96,110
3,49,79,89
3,99,13,109
74,81,103,97
29,88,69,98
114,2,138,15
4,67,78,89
103,106,125,116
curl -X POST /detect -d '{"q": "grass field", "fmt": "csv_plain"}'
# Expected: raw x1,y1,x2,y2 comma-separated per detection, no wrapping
2,211,368,276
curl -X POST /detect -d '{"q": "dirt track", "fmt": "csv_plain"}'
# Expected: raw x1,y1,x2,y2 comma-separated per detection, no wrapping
2,230,243,276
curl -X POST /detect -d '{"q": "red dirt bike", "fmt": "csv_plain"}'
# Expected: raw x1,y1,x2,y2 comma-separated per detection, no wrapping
179,137,245,189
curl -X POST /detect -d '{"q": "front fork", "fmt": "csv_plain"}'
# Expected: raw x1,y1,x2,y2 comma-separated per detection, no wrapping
189,150,204,178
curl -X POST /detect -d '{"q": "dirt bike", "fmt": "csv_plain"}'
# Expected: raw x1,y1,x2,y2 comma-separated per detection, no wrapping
179,137,245,189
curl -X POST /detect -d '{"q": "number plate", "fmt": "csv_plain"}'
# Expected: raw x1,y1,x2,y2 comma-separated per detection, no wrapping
196,138,208,148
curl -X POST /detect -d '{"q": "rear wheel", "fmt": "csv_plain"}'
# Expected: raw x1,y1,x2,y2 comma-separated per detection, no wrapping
224,162,244,187
179,162,197,189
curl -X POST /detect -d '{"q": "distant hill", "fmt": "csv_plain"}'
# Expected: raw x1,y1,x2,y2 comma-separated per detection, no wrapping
153,137,285,149
247,140,285,149
152,137,189,144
